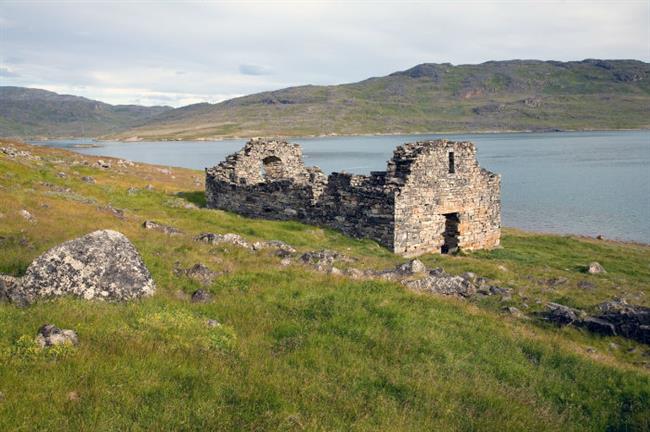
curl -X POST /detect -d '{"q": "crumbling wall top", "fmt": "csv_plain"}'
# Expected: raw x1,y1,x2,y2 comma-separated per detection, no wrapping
207,138,324,186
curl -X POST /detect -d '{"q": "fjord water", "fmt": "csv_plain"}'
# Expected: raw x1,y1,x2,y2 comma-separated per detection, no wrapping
32,130,650,244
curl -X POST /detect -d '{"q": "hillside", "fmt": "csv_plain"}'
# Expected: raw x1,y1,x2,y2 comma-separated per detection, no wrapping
1,140,649,430
110,59,650,140
0,87,172,138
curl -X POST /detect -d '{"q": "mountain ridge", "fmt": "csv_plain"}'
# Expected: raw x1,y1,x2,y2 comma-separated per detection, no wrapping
2,59,649,139
0,86,172,138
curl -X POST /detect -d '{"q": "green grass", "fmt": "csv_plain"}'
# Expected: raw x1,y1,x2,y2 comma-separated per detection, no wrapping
1,141,649,431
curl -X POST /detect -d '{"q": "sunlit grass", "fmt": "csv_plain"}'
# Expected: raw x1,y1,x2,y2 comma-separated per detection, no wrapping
1,141,649,431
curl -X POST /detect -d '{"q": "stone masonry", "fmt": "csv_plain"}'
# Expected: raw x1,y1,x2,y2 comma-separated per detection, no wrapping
205,138,500,257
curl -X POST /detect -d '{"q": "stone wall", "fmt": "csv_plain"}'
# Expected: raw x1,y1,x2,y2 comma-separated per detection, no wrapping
205,138,500,256
390,141,501,256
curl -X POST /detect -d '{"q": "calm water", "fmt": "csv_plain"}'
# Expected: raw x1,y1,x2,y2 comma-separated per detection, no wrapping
31,130,650,244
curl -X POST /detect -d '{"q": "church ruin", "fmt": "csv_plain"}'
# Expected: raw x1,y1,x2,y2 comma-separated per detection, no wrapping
205,138,501,257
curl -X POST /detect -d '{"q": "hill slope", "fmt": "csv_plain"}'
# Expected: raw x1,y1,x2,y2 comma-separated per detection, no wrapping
112,59,650,140
0,87,172,138
1,140,650,430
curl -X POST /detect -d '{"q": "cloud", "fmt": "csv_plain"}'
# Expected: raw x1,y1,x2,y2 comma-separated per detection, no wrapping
239,64,273,76
0,67,18,77
0,1,647,106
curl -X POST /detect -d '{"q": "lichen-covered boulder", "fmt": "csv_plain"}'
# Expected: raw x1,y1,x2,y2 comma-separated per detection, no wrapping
12,230,155,304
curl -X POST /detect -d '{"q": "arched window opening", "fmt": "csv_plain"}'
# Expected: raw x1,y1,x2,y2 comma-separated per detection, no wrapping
261,155,284,180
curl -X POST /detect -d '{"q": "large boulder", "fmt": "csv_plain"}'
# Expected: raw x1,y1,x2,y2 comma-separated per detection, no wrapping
4,230,155,305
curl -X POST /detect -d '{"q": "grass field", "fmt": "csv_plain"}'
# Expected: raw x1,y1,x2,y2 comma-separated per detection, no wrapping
1,141,649,431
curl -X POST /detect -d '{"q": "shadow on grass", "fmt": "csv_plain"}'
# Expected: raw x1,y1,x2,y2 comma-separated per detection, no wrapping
177,191,207,208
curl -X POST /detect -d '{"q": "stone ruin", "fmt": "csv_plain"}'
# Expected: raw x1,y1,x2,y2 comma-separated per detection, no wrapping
205,138,501,257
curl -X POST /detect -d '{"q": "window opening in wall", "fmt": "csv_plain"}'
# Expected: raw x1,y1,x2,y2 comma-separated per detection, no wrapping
448,152,455,174
260,156,283,180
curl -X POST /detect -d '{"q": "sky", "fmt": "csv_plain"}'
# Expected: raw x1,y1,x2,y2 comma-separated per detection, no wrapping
1,0,648,107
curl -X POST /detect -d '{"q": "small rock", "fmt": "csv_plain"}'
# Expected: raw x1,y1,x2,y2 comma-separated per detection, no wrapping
191,289,212,303
300,250,351,267
503,306,524,318
184,263,219,286
81,176,96,184
609,342,619,350
545,277,568,287
328,267,343,276
207,319,220,328
587,262,606,274
36,324,79,348
280,258,292,266
145,184,155,191
142,220,183,236
19,209,34,222
586,346,597,354
400,259,427,275
403,274,476,298
577,280,596,290
57,172,66,178
195,232,252,249
96,159,111,169
127,187,140,196
596,235,604,240
345,268,366,279
67,391,80,402
497,265,508,272
461,272,477,282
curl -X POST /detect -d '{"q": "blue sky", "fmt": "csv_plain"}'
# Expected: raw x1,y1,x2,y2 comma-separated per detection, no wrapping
1,0,648,106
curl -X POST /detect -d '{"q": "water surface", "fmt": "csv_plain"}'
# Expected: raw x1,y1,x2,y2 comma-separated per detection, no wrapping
31,130,650,244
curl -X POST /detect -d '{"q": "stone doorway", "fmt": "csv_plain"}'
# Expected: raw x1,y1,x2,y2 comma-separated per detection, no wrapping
441,212,460,254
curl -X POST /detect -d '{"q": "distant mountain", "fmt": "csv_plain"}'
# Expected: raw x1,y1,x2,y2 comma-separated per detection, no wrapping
109,59,650,140
3,59,649,140
0,87,172,138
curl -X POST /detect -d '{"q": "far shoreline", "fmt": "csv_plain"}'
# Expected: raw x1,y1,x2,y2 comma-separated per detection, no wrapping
14,127,650,143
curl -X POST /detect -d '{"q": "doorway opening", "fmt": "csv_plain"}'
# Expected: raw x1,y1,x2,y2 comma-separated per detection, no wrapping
441,212,460,254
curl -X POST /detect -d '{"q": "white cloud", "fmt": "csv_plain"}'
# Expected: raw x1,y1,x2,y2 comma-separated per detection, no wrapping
0,1,647,106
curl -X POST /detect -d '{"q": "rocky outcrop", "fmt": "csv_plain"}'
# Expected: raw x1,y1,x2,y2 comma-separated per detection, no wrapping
594,299,650,344
2,230,155,305
543,299,650,344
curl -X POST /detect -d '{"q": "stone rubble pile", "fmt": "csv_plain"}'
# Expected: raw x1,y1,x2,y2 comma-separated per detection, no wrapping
1,146,41,161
